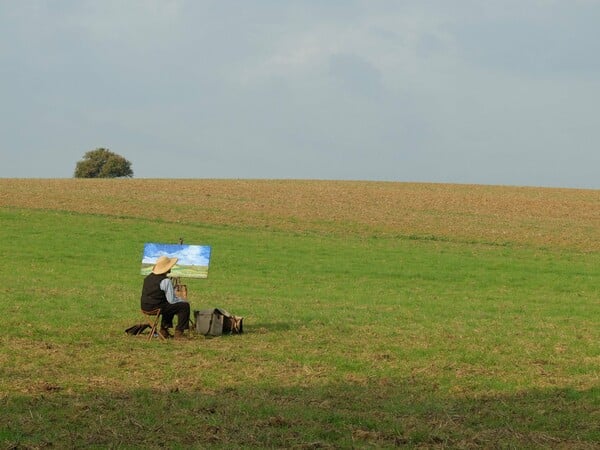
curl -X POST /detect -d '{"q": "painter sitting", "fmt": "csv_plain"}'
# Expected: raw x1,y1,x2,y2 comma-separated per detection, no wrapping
141,255,190,339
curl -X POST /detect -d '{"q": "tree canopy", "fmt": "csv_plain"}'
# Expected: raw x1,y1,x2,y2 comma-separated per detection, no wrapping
74,148,133,178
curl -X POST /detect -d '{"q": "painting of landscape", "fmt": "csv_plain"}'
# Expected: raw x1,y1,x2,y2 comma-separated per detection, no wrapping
140,242,211,278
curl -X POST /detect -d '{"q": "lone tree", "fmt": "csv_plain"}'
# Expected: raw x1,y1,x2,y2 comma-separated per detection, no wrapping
74,148,133,178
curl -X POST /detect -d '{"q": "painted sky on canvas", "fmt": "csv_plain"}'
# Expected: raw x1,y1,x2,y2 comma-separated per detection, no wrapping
1,1,599,189
142,243,211,267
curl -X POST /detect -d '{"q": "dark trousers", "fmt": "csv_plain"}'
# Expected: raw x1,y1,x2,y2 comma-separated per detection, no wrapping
159,302,190,331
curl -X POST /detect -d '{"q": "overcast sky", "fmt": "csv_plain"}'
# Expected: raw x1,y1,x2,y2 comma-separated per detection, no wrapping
1,1,599,188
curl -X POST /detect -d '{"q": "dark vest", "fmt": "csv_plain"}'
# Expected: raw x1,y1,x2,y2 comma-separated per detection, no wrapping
141,273,168,311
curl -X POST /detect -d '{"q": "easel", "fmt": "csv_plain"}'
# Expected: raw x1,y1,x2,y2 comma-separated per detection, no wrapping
171,238,195,329
171,237,187,298
172,276,188,300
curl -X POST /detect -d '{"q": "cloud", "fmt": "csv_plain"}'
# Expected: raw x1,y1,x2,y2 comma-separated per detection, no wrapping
452,14,600,77
1,1,599,187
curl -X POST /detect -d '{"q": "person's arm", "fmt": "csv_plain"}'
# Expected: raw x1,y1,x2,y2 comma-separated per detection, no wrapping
160,278,186,304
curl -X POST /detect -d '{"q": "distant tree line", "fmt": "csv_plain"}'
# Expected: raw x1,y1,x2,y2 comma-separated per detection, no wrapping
74,148,133,178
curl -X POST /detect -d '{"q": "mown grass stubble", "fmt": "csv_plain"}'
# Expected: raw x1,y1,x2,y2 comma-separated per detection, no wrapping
0,179,598,448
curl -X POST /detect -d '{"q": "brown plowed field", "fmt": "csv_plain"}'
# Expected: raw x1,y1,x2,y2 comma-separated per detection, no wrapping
1,179,598,251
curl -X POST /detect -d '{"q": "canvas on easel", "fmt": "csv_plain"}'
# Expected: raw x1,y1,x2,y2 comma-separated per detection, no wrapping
140,243,211,279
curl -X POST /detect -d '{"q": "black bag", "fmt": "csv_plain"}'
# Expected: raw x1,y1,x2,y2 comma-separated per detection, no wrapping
125,323,150,335
194,308,243,336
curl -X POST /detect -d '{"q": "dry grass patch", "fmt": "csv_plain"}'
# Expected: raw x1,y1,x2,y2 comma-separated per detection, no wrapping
1,178,598,250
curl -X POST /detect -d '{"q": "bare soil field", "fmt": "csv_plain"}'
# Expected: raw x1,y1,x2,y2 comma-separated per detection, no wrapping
1,178,598,251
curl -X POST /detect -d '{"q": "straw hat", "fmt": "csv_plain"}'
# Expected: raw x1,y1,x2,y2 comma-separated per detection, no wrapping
152,255,178,274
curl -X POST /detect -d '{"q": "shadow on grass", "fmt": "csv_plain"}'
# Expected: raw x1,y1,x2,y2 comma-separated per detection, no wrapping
1,381,598,449
124,321,293,339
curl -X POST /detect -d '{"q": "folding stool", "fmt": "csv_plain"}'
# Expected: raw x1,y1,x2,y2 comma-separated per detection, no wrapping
141,308,166,341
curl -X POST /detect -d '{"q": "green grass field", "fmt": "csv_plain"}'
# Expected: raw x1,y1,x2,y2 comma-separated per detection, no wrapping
0,181,599,448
